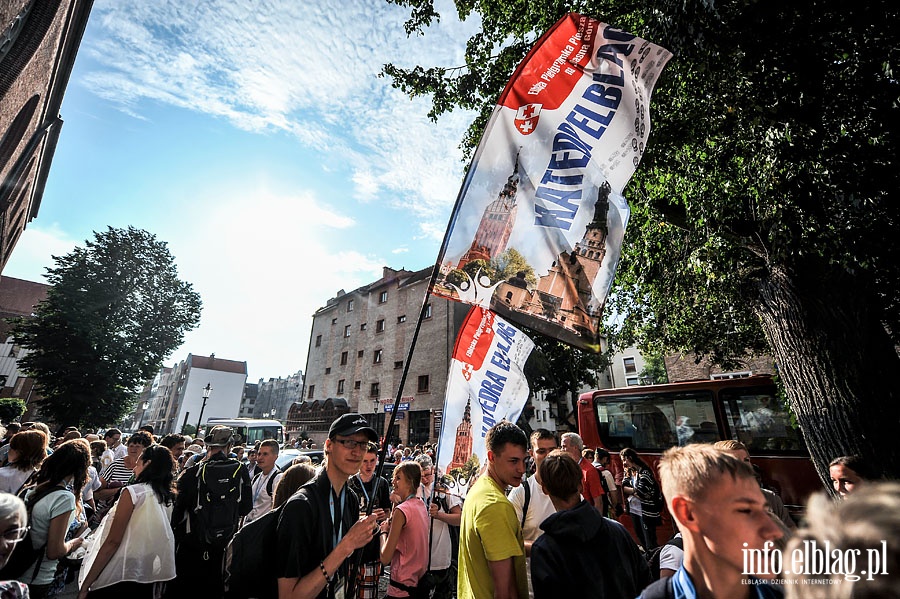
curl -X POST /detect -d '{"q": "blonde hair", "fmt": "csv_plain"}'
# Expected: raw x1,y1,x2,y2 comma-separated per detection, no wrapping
712,439,749,453
785,482,900,598
658,443,755,503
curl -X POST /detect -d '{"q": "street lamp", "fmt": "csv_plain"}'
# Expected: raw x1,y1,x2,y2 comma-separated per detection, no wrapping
195,383,212,436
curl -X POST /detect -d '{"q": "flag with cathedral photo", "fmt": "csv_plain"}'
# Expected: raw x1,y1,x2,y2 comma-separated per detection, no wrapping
436,306,534,498
433,13,671,352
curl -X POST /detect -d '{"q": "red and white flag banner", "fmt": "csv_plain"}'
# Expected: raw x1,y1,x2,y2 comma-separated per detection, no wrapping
435,306,534,498
433,13,672,351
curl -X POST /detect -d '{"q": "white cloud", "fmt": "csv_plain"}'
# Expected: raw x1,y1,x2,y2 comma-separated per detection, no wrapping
160,183,387,379
82,0,478,237
1,224,79,282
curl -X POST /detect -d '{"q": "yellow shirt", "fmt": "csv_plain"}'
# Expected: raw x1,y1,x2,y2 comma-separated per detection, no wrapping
457,475,528,599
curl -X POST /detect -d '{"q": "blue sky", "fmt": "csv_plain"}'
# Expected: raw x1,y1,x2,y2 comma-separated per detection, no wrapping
2,0,479,382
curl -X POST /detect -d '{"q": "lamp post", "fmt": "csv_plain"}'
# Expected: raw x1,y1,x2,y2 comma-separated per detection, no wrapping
195,383,212,436
137,401,150,430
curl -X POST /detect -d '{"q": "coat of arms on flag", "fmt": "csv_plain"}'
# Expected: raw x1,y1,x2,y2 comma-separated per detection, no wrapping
514,103,542,135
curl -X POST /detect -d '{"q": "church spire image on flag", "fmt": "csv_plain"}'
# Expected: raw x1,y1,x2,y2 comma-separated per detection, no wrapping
434,13,672,351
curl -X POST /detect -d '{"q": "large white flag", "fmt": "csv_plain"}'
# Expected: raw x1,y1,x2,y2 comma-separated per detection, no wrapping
432,13,671,351
436,306,534,498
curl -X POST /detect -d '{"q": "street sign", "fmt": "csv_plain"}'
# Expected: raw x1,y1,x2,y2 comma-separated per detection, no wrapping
396,411,405,420
384,402,410,413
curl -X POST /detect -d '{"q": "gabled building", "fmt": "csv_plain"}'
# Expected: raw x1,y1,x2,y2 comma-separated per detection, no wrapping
142,353,248,435
0,275,47,419
296,266,468,446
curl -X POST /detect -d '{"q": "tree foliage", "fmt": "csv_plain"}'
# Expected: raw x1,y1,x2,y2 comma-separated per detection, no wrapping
384,0,900,480
638,354,668,386
524,332,608,428
0,397,27,424
9,227,202,429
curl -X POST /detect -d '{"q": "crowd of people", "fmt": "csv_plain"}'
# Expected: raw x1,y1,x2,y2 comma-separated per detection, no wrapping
0,416,894,599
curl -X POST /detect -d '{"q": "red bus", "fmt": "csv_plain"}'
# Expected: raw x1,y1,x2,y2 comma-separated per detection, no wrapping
577,375,821,541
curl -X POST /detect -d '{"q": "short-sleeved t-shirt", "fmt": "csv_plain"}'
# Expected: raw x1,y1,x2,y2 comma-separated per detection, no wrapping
22,487,76,585
579,459,604,506
457,475,527,599
275,473,360,599
508,475,555,542
101,457,134,485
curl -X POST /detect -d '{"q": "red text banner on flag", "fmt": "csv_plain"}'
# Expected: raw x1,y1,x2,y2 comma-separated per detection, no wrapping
433,13,671,351
436,306,534,498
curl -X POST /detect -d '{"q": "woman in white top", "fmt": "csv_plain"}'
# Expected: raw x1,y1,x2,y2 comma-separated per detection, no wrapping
77,445,176,599
0,429,48,494
17,439,89,598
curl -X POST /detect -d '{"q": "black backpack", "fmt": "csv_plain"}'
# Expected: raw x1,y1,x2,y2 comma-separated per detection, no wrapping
0,486,69,581
193,459,246,550
645,535,684,582
224,502,284,599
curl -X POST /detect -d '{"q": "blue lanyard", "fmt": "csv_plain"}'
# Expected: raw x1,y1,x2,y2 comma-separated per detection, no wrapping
329,486,346,549
253,470,273,504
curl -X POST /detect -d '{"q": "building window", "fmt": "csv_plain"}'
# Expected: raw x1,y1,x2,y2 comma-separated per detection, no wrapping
358,350,364,358
315,335,322,347
370,382,380,397
340,351,348,366
623,356,637,374
424,303,432,319
332,318,337,325
373,349,383,364
344,325,351,338
325,367,331,375
360,323,367,331
626,377,639,386
379,291,388,303
376,319,385,333
337,379,345,394
307,385,315,399
417,375,430,393
394,361,403,370
397,315,406,323
354,380,361,390
347,299,354,312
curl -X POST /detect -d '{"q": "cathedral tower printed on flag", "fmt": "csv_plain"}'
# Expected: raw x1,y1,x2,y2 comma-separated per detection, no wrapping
434,13,672,351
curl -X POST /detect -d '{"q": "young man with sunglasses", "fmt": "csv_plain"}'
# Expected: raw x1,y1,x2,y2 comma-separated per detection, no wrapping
276,414,383,599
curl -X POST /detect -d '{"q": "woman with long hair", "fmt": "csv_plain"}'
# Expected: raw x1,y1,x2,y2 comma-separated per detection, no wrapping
272,462,316,509
16,439,89,598
828,455,876,499
380,461,429,599
0,430,49,494
0,493,29,597
77,444,177,599
620,447,663,551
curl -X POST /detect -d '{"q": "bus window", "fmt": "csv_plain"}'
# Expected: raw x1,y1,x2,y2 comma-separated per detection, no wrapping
721,389,804,452
596,390,719,451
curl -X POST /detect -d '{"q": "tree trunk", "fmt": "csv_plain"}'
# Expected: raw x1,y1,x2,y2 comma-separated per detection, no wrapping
754,263,900,488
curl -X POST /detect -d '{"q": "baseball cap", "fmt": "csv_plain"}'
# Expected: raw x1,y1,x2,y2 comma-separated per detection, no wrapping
184,444,203,455
328,413,378,441
205,425,237,447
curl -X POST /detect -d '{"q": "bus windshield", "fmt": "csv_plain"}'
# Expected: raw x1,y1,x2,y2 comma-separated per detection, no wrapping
585,380,805,454
206,419,284,445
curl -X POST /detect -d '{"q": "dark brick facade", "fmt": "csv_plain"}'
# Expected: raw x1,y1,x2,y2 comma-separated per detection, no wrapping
1,0,93,271
664,353,776,382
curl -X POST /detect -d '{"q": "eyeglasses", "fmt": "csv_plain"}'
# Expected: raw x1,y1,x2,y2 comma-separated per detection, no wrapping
333,439,368,450
2,526,29,542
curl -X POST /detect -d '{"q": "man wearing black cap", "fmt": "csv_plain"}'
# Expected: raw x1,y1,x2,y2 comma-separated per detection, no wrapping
276,413,383,599
167,425,252,598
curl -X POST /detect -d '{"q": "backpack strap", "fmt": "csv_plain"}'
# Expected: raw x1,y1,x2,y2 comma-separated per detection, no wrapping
521,477,531,529
266,465,281,497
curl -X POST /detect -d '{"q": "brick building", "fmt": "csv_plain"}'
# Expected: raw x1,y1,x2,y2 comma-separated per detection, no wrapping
296,266,468,446
0,274,48,420
1,0,94,270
